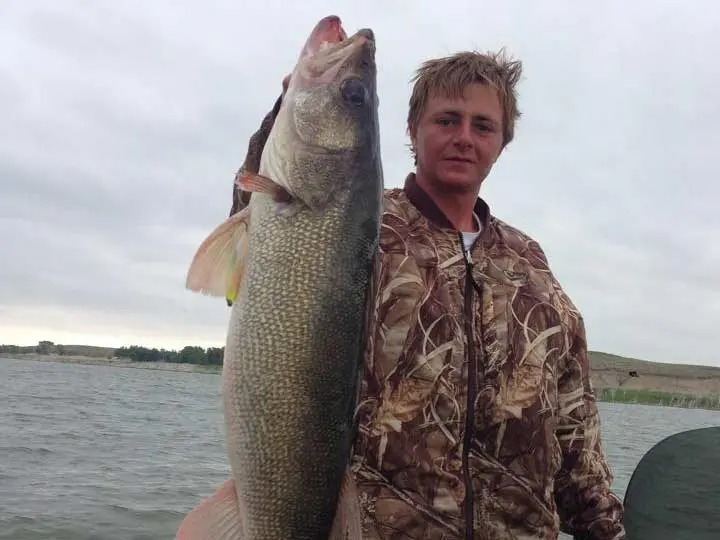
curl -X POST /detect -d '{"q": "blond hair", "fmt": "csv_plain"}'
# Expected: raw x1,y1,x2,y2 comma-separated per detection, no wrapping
407,49,523,155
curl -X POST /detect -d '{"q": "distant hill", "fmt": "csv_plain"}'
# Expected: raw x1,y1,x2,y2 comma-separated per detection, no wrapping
589,351,720,380
589,351,720,402
0,343,116,358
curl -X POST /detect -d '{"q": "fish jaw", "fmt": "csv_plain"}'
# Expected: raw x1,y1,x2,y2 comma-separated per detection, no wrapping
260,27,379,212
299,15,347,59
291,27,375,92
282,16,349,92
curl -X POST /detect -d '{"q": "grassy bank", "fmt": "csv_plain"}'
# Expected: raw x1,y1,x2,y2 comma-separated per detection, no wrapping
597,387,720,411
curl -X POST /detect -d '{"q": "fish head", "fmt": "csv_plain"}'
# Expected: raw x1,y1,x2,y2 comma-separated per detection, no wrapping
262,18,380,210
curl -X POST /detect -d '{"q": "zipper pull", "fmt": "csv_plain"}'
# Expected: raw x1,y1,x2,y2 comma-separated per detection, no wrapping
458,232,474,268
464,248,473,267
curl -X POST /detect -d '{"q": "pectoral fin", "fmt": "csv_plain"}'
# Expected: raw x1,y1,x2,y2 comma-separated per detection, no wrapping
237,172,302,219
186,207,250,304
236,173,292,203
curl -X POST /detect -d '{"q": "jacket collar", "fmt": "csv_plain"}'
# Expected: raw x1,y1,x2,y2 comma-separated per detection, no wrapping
403,172,491,233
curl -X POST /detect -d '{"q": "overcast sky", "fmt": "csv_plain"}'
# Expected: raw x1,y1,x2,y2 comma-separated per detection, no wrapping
0,0,717,366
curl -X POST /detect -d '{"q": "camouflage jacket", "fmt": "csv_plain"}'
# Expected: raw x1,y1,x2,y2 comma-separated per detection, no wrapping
232,102,626,540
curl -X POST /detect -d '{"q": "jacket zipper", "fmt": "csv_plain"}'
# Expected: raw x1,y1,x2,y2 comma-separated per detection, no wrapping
460,236,479,540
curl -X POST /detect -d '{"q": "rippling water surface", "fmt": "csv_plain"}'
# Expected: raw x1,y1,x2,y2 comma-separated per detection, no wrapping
2,357,719,539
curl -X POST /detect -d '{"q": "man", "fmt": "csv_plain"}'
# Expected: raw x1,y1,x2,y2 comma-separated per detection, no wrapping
230,49,625,540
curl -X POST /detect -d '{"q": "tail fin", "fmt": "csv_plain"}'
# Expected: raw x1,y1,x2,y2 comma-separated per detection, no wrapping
175,478,245,540
176,469,362,540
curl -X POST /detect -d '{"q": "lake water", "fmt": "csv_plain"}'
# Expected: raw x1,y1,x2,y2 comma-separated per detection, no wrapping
2,357,719,540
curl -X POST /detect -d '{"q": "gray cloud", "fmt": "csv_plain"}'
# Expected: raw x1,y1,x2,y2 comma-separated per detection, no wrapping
1,0,718,365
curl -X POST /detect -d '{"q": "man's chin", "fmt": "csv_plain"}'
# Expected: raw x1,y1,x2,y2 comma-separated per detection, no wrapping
435,172,481,193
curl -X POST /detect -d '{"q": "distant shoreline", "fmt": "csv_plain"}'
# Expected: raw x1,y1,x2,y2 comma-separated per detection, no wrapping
5,352,720,411
1,353,221,374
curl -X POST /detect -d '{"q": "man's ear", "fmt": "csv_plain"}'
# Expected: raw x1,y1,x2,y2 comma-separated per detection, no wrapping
407,125,417,154
405,124,417,165
407,123,416,142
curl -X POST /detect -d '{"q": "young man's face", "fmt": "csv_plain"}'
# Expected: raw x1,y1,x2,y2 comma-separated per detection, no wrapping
411,83,505,194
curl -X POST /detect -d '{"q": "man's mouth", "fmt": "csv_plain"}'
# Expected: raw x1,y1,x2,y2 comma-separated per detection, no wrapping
445,157,474,164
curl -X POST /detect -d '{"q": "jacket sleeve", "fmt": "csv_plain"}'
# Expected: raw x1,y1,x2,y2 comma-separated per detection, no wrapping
554,313,626,540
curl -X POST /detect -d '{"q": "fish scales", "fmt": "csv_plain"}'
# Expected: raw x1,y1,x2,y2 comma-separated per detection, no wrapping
226,192,376,538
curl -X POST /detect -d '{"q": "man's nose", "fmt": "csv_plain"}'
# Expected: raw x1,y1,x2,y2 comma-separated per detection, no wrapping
453,120,473,147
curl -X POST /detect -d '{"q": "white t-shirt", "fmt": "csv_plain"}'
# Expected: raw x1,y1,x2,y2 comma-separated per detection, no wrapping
461,212,483,252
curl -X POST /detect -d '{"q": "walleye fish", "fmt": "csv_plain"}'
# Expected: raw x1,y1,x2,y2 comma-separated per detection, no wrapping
177,15,382,540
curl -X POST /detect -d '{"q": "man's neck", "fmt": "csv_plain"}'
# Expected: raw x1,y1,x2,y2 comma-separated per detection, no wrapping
415,172,480,232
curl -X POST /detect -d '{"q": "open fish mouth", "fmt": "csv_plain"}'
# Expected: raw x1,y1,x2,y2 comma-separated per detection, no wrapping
291,17,375,87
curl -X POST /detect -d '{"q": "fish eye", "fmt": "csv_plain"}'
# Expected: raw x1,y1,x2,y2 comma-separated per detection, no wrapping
341,78,367,108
